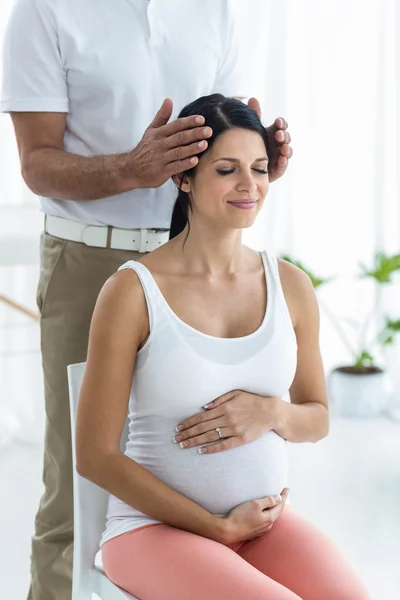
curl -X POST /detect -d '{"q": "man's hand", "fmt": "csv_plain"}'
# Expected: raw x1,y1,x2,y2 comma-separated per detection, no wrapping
125,98,213,189
173,390,280,454
248,97,293,183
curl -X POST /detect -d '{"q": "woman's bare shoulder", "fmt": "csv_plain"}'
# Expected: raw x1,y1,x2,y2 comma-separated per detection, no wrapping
103,266,145,303
91,267,149,344
277,257,314,293
276,258,318,328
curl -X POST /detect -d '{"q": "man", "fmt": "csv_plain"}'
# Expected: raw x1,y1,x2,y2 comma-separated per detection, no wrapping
1,0,292,598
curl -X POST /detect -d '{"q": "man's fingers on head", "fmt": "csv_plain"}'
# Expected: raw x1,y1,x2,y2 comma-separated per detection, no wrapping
150,98,173,129
277,149,291,163
167,156,198,177
281,145,293,159
275,117,288,129
248,97,261,118
279,131,291,145
164,115,206,136
275,131,291,144
166,140,207,164
166,126,211,149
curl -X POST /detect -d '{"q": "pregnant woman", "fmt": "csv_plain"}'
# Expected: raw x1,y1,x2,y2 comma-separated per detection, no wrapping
76,95,371,599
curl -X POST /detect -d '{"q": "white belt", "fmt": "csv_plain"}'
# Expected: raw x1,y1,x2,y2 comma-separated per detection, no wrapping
44,215,170,253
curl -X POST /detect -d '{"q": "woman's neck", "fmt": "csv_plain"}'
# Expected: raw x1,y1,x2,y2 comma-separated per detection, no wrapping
170,224,251,277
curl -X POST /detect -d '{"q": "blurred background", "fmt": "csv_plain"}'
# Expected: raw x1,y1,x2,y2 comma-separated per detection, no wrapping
1,1,399,599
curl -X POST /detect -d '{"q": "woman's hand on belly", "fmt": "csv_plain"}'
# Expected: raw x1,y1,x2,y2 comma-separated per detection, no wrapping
221,487,290,544
172,390,281,454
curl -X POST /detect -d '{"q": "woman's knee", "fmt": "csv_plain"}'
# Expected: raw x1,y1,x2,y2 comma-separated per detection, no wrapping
324,588,372,600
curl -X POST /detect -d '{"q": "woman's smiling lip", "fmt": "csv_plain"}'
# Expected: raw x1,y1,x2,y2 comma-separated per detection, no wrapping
227,199,258,209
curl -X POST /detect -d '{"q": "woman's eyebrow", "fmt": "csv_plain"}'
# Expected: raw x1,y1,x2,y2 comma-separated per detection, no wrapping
211,157,269,164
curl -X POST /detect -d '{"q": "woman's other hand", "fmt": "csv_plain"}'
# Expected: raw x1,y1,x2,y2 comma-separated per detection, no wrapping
221,488,290,544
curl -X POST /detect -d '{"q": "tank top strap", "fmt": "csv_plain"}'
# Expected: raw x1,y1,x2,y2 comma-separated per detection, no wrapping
117,260,164,334
260,251,296,341
261,250,278,283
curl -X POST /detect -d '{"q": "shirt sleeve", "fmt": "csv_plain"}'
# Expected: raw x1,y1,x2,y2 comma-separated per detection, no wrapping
211,0,247,99
0,0,69,113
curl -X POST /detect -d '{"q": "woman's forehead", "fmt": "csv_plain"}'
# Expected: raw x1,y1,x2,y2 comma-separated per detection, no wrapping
207,128,267,161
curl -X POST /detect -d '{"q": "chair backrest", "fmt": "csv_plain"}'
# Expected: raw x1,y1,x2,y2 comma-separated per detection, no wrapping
67,362,129,600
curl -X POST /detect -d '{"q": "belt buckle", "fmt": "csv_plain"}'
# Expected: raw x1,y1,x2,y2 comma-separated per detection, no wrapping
81,225,107,248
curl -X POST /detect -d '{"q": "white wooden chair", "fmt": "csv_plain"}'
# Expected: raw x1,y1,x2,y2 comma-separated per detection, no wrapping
67,362,138,600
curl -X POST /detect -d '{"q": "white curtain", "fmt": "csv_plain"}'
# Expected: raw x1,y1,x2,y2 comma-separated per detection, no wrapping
237,1,400,400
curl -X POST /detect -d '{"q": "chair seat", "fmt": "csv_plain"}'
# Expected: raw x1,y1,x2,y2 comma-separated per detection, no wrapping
94,549,105,573
93,550,139,599
92,569,139,600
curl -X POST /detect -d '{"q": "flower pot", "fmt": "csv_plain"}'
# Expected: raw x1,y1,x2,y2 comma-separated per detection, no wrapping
328,366,390,417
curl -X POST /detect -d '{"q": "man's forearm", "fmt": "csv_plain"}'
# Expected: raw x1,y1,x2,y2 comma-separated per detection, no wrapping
22,147,136,202
272,398,329,443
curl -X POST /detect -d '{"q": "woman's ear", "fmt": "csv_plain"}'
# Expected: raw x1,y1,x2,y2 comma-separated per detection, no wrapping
172,172,191,193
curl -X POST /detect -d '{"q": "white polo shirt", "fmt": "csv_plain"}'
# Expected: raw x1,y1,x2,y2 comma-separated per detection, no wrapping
0,0,245,229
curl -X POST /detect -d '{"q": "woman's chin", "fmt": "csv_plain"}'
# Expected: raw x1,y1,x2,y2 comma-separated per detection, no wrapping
227,215,259,230
224,203,262,227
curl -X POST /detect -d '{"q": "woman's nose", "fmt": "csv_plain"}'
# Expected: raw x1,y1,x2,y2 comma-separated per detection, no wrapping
237,174,257,193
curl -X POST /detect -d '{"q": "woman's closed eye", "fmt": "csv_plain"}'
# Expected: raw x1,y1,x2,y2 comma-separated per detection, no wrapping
217,168,268,176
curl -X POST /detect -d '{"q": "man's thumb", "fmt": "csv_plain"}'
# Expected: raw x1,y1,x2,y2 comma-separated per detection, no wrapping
248,97,262,119
150,98,173,129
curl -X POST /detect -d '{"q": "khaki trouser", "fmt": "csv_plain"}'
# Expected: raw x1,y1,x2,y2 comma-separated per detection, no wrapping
28,231,143,600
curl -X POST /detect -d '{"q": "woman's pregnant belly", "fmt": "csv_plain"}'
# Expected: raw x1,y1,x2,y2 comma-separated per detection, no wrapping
125,428,289,516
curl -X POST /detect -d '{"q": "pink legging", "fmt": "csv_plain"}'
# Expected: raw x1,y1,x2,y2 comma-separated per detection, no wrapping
102,505,371,600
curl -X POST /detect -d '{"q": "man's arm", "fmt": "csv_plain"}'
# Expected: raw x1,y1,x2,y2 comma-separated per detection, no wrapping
12,111,132,201
11,100,211,202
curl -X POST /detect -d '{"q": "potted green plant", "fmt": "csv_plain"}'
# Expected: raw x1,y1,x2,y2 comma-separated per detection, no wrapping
281,253,400,417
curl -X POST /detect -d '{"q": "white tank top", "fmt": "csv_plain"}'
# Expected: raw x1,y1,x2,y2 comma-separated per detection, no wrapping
101,251,298,546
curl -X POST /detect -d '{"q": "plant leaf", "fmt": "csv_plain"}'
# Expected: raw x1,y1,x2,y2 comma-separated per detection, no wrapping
359,252,400,283
354,350,375,368
280,255,328,289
